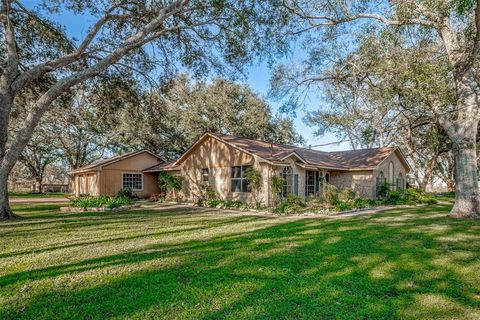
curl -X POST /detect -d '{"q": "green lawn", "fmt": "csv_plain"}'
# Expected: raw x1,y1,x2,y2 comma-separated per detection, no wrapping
1,203,479,319
8,192,69,198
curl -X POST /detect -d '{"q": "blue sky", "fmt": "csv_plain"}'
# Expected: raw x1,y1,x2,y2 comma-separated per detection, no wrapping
31,1,351,151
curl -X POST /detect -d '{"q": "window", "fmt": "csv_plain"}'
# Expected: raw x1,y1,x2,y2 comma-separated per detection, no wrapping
201,168,209,184
231,165,251,192
281,166,293,198
325,172,330,183
396,173,404,190
376,171,386,196
122,173,142,190
388,161,394,184
305,171,316,197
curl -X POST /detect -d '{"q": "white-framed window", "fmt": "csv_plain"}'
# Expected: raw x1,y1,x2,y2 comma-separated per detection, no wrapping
201,168,209,184
305,170,316,197
231,165,251,193
281,166,293,198
122,172,143,191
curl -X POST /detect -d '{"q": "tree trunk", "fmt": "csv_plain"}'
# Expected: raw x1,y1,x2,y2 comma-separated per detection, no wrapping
450,137,480,219
0,172,18,221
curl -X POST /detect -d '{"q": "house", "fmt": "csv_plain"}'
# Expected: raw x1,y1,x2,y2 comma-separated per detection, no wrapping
69,150,163,198
144,133,411,206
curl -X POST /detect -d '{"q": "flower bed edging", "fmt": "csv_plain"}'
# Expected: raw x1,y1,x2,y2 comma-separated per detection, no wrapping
60,204,140,213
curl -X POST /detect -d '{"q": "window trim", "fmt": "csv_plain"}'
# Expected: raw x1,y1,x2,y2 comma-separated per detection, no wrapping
122,172,143,191
230,165,251,193
280,166,293,198
305,170,316,197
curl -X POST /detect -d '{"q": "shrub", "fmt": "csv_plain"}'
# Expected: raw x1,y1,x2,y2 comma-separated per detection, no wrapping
224,200,245,209
339,188,356,202
158,172,182,197
323,184,339,206
334,202,354,212
306,195,324,210
274,194,305,214
117,188,135,199
352,198,369,209
206,199,224,207
70,196,134,209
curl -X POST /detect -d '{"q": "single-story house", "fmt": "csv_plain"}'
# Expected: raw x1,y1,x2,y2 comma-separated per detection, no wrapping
144,133,411,206
70,133,410,205
69,150,163,198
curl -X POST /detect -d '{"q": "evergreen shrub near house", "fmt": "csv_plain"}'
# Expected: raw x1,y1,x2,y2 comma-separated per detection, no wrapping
70,196,134,209
117,188,135,199
274,194,306,214
158,172,182,198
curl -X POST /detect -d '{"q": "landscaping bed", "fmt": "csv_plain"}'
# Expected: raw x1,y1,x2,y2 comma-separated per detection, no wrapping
62,195,137,212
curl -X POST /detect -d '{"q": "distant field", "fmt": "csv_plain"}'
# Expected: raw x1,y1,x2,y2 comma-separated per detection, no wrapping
1,202,479,319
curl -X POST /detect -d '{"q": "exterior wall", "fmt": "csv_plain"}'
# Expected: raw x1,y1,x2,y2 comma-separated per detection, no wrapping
73,172,99,197
330,170,375,199
72,152,161,198
374,150,409,193
175,136,272,206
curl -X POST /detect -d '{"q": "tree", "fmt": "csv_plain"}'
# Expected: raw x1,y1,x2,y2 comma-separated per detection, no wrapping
275,0,480,218
0,0,285,219
113,75,303,159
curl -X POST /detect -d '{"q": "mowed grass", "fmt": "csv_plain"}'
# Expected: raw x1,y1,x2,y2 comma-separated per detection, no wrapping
1,203,480,319
8,192,69,198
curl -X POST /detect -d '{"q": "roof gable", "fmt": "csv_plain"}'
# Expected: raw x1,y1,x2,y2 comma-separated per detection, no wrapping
69,150,164,174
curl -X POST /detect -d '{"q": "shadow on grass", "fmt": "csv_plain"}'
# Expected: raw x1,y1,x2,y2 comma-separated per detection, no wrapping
1,204,480,319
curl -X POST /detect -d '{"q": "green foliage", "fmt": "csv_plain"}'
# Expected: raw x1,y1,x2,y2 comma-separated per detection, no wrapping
323,184,339,206
70,196,134,209
274,194,305,214
158,172,182,193
384,188,438,205
245,167,262,191
5,202,479,319
452,0,476,15
338,188,356,202
117,188,135,199
269,175,285,206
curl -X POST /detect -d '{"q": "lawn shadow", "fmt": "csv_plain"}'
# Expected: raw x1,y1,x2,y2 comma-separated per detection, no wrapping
1,204,480,319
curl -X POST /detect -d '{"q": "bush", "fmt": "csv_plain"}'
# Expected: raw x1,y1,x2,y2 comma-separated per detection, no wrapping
352,198,369,209
224,200,245,209
70,196,134,209
323,184,339,206
338,188,356,202
274,194,305,214
334,202,354,212
117,188,135,199
206,199,224,207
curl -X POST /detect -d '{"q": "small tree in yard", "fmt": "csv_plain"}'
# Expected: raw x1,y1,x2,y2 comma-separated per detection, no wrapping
0,0,287,220
158,172,181,199
245,167,263,208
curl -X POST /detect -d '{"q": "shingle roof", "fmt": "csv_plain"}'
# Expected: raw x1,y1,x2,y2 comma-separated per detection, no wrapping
143,160,179,172
142,132,407,172
69,150,163,174
211,133,399,170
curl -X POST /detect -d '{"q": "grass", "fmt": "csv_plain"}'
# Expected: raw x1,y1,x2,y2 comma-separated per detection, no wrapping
1,203,480,319
8,192,69,198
